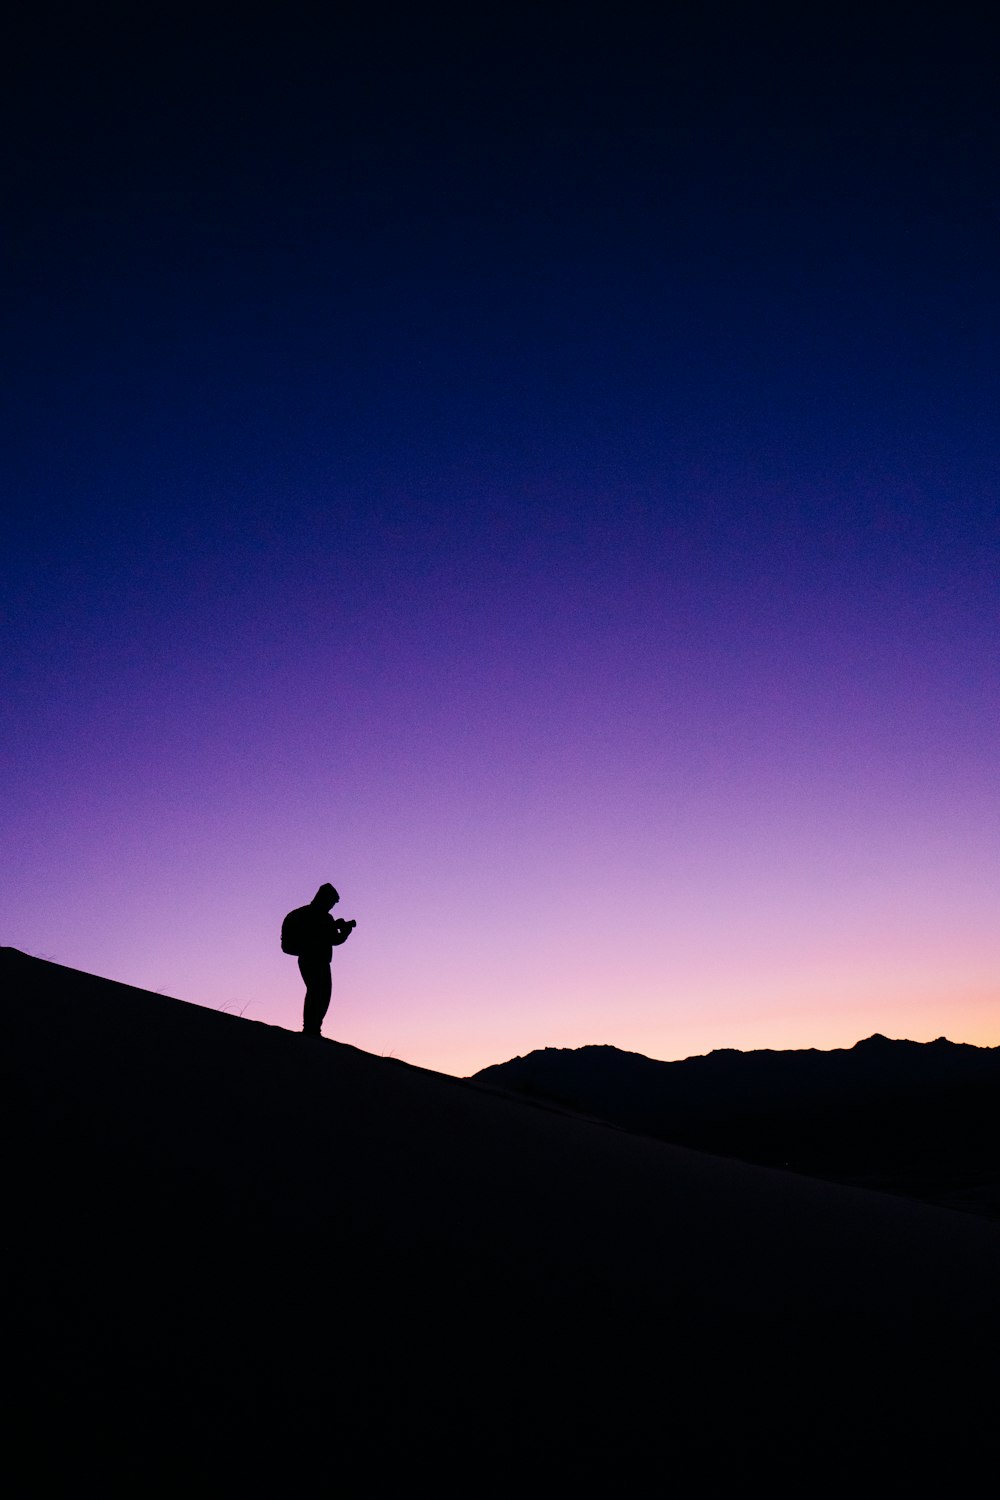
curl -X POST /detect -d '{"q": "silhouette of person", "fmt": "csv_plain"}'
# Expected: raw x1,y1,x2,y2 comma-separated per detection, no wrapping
297,883,357,1038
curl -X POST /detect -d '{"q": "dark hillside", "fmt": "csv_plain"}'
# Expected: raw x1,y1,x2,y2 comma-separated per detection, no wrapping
5,949,998,1487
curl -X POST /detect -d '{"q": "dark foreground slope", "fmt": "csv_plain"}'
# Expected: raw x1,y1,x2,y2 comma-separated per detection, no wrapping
475,1038,1000,1218
5,949,998,1488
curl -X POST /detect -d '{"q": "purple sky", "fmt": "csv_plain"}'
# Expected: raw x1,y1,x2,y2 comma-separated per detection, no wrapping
3,6,997,1073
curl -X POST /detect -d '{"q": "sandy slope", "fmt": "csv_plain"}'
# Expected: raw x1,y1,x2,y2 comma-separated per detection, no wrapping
5,947,997,1486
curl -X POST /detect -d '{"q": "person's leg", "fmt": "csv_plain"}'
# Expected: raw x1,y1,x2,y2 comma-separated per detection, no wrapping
298,957,333,1036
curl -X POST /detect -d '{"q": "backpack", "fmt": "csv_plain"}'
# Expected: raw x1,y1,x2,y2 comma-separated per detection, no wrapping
281,905,313,956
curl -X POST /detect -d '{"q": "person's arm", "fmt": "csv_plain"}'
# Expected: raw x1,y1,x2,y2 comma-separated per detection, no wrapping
331,917,357,946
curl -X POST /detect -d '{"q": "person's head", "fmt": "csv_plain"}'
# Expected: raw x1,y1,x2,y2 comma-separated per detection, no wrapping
313,883,339,910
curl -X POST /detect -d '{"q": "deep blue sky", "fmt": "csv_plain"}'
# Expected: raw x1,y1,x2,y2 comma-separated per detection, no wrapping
3,4,997,1069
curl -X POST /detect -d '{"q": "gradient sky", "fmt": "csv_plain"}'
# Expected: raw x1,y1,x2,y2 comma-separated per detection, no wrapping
3,5,997,1074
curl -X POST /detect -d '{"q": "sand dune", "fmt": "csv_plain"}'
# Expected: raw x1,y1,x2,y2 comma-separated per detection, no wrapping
5,947,997,1485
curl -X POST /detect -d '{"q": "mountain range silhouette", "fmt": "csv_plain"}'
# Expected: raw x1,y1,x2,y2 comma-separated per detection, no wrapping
6,947,998,1486
474,1036,1000,1219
